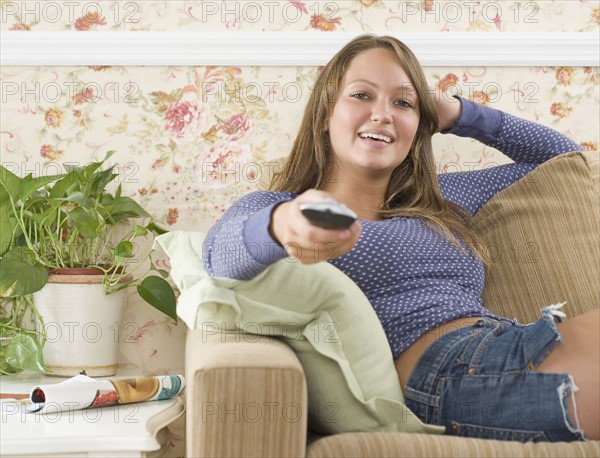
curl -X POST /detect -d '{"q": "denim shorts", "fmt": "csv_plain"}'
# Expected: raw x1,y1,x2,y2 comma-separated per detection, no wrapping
404,306,586,442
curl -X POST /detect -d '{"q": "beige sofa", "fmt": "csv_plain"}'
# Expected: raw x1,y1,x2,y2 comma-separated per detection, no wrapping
185,151,599,457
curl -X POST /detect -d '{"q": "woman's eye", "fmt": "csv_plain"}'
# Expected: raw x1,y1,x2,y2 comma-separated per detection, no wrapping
395,99,413,108
350,92,369,100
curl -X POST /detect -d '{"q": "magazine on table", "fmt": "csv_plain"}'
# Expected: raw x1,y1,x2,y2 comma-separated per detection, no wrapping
0,374,185,414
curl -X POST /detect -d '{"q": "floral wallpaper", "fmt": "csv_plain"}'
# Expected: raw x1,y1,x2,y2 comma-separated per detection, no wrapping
1,1,599,456
2,64,597,229
2,0,599,32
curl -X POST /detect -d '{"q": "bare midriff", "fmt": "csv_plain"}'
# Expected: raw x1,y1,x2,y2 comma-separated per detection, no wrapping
395,316,484,393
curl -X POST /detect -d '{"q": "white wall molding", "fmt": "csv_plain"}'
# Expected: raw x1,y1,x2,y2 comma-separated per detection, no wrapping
1,31,598,67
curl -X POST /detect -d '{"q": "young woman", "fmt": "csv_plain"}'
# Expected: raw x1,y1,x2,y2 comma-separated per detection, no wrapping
203,34,599,441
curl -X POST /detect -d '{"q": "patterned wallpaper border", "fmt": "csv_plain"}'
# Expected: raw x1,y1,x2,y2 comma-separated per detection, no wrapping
2,1,599,32
3,31,600,66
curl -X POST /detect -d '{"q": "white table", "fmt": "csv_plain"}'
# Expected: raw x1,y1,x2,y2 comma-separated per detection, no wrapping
0,373,185,458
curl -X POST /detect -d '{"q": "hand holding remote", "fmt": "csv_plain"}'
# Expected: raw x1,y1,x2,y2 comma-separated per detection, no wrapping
299,199,357,230
270,191,361,264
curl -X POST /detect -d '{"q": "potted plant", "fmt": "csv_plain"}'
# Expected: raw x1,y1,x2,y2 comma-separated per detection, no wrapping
0,151,177,376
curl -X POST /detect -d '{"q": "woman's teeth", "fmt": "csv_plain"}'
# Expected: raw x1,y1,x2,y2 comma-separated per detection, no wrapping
359,132,391,143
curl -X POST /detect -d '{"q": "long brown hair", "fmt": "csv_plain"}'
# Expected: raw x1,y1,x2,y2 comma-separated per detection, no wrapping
270,34,487,260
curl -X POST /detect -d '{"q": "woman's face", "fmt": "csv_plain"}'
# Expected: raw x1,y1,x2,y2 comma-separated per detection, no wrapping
326,47,420,179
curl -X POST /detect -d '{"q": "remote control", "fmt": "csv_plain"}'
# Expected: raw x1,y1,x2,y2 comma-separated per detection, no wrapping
299,199,357,230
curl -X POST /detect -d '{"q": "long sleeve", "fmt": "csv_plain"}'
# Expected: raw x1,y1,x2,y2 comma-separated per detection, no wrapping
438,97,581,214
203,191,295,279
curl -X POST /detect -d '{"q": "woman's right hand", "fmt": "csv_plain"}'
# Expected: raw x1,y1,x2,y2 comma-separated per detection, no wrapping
270,190,362,264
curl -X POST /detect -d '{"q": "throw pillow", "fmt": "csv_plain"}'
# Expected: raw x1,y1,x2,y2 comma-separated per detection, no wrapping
472,151,599,323
155,231,443,436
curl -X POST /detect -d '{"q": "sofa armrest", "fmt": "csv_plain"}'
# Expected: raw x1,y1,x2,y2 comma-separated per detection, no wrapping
185,328,308,458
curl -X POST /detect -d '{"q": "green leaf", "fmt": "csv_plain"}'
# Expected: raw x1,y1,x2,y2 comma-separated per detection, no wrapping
155,269,170,278
68,207,106,239
58,191,94,207
2,246,37,265
146,222,169,235
0,165,21,207
0,260,48,297
83,150,118,199
90,168,118,199
49,170,81,198
100,150,117,164
4,330,46,373
83,150,116,182
132,223,148,237
137,276,177,321
62,163,80,174
107,196,151,220
82,161,104,179
19,174,63,201
0,172,62,210
113,241,134,258
0,214,19,256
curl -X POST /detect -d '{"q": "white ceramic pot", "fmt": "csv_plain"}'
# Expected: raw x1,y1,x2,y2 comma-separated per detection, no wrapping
33,271,129,377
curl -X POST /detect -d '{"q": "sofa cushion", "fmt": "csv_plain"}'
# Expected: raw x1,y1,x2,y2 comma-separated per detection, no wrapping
156,231,443,436
472,151,599,323
306,431,600,457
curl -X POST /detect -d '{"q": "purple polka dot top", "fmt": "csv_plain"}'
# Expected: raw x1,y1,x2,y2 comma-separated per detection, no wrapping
203,97,581,358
